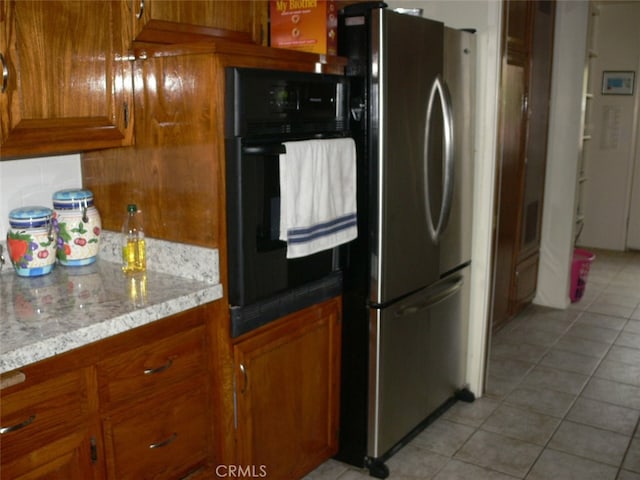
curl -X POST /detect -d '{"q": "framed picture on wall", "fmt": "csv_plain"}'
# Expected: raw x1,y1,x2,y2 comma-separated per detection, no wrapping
602,71,635,95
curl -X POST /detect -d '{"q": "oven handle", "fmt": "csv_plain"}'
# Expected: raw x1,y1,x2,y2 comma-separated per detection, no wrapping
241,133,350,156
242,144,286,155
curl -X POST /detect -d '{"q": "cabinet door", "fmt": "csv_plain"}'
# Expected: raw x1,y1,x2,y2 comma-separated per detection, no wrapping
0,0,133,159
130,0,268,45
234,298,341,480
513,252,539,310
518,0,555,260
493,60,527,331
0,369,100,480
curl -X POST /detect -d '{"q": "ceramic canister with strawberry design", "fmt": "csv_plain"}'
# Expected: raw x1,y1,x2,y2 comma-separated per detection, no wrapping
7,206,58,277
52,189,102,266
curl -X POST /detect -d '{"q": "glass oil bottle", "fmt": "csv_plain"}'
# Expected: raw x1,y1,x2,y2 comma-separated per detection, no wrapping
121,204,146,273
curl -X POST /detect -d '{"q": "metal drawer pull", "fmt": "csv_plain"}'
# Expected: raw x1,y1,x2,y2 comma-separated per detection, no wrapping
136,0,145,19
149,432,177,449
0,414,36,434
0,53,7,93
143,358,173,375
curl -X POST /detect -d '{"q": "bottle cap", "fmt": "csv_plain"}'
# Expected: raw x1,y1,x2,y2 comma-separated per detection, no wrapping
127,204,137,213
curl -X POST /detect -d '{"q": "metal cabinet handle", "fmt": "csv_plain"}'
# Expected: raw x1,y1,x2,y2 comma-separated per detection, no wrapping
0,53,7,93
136,0,145,20
239,363,248,394
0,414,36,435
143,358,173,375
124,102,130,129
115,53,136,62
149,432,177,449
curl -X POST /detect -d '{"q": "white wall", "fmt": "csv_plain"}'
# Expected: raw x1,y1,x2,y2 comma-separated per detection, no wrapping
0,155,83,239
535,1,590,309
579,1,640,251
387,1,503,396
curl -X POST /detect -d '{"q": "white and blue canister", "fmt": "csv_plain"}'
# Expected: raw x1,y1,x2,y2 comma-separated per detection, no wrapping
52,189,102,266
7,206,58,277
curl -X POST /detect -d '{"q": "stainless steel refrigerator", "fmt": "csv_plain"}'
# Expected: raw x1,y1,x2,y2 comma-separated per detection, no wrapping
337,5,476,478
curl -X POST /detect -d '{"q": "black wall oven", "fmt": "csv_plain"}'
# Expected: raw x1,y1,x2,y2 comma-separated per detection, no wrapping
225,67,350,337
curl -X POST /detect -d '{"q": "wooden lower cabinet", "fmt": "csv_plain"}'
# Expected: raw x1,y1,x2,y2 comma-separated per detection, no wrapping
0,304,217,480
233,297,342,480
0,369,100,480
98,318,213,480
102,379,209,480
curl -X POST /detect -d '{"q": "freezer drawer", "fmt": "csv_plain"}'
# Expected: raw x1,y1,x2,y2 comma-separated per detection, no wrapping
368,267,470,458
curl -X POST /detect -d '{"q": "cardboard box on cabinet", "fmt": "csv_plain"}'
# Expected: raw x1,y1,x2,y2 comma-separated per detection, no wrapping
269,0,338,56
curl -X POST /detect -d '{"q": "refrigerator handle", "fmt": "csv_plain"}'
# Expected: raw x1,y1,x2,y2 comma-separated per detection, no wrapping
423,75,455,243
395,275,463,317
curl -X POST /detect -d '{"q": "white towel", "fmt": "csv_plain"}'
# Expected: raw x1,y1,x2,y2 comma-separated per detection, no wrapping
279,138,357,259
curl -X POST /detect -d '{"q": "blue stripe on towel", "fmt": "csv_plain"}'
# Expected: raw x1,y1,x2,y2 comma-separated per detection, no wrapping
287,213,357,244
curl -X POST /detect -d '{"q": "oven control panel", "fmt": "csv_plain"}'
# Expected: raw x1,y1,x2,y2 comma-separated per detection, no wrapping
270,84,301,112
225,67,348,138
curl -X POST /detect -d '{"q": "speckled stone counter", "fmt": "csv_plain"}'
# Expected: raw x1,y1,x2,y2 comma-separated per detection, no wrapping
0,232,223,374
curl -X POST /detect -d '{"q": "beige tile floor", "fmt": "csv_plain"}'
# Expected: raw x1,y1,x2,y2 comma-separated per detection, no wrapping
306,249,640,479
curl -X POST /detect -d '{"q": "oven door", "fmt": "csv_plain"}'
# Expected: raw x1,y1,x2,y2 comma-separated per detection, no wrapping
226,137,336,307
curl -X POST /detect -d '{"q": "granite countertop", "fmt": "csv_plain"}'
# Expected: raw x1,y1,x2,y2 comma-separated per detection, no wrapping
0,232,223,374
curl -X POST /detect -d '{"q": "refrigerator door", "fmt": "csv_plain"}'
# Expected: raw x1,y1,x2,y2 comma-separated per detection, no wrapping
368,267,471,458
439,27,476,276
370,10,446,305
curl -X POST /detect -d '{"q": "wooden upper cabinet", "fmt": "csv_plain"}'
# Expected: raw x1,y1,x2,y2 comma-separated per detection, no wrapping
128,0,268,45
0,0,134,159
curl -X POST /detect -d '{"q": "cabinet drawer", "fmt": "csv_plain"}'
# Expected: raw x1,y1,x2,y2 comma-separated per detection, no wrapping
514,253,539,308
97,326,206,406
0,369,88,461
103,381,209,480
